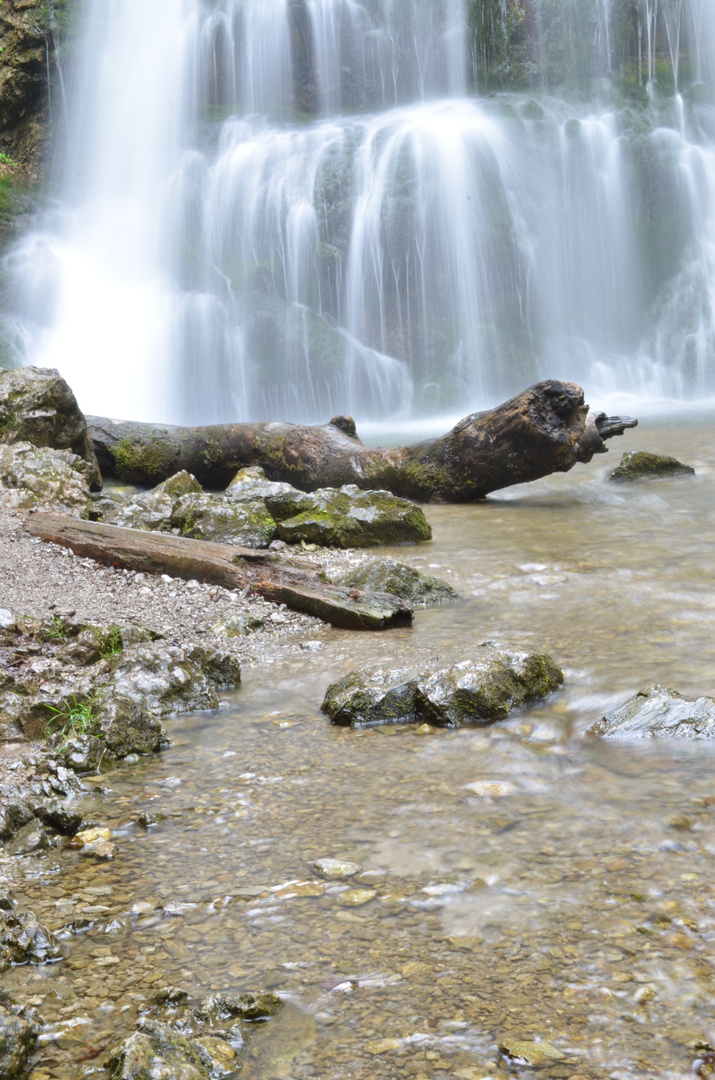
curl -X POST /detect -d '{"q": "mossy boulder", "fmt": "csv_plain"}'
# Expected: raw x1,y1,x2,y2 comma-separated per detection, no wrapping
588,685,715,739
266,484,432,548
102,471,202,530
172,493,277,548
332,559,458,604
322,643,563,728
0,367,101,489
0,442,92,517
610,450,695,481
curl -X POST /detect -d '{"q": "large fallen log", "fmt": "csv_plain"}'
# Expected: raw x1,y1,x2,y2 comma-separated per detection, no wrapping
88,380,637,501
23,514,413,632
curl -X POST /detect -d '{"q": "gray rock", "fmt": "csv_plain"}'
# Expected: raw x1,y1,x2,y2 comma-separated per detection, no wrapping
0,802,34,842
266,484,432,548
588,684,715,738
172,493,277,548
6,819,49,856
34,801,83,836
108,1019,213,1080
322,643,564,728
610,450,695,481
0,910,63,970
0,999,38,1079
0,366,102,490
0,442,92,517
154,470,203,498
333,559,458,605
103,489,174,531
0,610,15,630
225,465,298,504
211,614,265,638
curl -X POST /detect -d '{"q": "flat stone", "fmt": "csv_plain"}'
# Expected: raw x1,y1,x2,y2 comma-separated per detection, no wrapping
610,450,695,481
270,880,325,899
332,559,458,605
499,1039,565,1065
313,858,362,880
322,643,564,729
588,684,715,738
336,888,377,907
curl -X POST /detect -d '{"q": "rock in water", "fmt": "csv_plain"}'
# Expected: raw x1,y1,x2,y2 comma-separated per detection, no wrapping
588,685,715,738
0,443,92,517
266,485,432,548
0,998,38,1079
321,643,563,728
0,911,63,970
332,559,458,604
108,1019,212,1080
0,367,102,490
610,450,695,480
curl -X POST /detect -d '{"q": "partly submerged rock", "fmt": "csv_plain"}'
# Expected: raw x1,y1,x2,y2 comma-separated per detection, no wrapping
266,484,431,548
322,644,563,729
610,450,695,481
588,685,715,738
0,910,63,971
0,366,102,490
0,996,38,1079
332,559,458,604
108,1019,213,1080
0,442,92,517
172,493,277,548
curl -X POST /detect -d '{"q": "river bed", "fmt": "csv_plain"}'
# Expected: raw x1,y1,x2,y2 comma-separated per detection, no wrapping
4,416,715,1080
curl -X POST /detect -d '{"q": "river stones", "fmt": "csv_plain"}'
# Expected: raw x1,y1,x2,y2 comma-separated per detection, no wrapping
322,644,564,728
265,484,432,548
0,910,62,970
610,450,695,480
0,365,102,490
313,857,362,879
0,442,93,517
0,997,38,1079
332,559,458,604
588,685,715,738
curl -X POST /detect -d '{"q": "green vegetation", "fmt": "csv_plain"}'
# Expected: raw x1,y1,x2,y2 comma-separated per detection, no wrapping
46,689,104,744
99,625,123,658
43,616,68,643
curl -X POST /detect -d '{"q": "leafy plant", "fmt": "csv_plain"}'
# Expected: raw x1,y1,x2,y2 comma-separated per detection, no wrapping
46,689,105,744
0,153,15,167
44,616,68,643
99,626,123,658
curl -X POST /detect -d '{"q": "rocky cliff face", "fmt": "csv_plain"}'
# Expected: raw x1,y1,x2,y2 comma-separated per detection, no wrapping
0,0,52,174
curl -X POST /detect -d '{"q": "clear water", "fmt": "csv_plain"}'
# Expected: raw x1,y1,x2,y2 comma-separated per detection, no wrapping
6,417,715,1079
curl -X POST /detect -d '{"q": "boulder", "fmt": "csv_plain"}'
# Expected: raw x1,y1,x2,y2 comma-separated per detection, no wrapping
172,493,277,548
101,471,202,530
322,643,563,728
108,1019,213,1080
588,685,715,738
0,998,38,1080
225,465,297,503
332,559,458,604
0,910,63,971
0,442,92,517
0,367,101,490
610,450,695,481
266,484,432,548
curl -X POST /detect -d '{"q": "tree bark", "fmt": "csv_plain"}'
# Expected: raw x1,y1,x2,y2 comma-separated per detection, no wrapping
87,380,637,501
23,514,412,632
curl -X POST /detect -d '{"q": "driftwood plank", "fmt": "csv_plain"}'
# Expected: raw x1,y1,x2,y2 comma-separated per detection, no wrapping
24,514,412,632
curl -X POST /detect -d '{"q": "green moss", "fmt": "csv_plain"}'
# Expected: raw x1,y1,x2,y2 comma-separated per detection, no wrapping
113,437,175,481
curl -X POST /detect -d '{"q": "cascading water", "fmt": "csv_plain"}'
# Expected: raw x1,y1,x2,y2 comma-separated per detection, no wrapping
3,0,715,423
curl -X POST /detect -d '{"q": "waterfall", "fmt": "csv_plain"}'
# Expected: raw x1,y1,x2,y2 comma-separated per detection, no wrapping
3,0,715,423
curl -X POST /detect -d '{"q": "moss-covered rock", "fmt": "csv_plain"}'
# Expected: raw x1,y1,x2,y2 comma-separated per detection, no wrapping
101,471,202,529
610,450,695,481
172,493,277,548
0,367,101,489
588,684,715,739
108,1019,212,1080
332,559,458,604
266,484,432,548
225,465,298,503
0,441,92,516
322,643,563,728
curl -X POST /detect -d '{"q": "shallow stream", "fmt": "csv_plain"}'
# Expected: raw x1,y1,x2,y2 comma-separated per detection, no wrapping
5,417,715,1080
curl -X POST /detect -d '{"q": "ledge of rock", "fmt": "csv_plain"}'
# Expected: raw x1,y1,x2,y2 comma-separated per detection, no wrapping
332,559,458,605
322,643,563,728
0,367,101,490
588,685,715,738
610,450,695,481
0,442,93,517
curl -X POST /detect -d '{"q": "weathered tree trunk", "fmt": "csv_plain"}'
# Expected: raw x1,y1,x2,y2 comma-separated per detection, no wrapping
88,380,637,501
23,514,412,631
